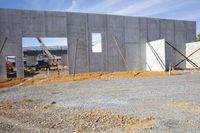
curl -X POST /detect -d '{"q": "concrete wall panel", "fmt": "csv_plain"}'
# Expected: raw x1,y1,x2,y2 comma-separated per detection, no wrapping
16,55,24,78
124,28,140,43
0,9,21,23
185,21,196,43
68,12,87,28
88,14,107,72
61,54,68,66
0,55,6,78
124,17,139,29
147,19,160,41
125,43,140,70
106,15,126,71
45,12,67,37
160,20,176,66
0,8,197,78
107,15,124,28
88,14,106,28
139,18,148,70
107,15,126,72
88,31,105,72
186,42,200,69
0,22,22,38
124,17,140,70
146,39,166,71
22,11,46,36
175,31,186,67
67,13,89,74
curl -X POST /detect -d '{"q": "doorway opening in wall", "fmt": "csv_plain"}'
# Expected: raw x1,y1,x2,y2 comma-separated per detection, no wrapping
5,56,16,78
22,37,68,77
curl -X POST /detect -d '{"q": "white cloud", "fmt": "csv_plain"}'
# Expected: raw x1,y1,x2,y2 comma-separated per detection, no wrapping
68,0,85,11
24,0,200,33
85,0,123,13
133,0,186,16
181,12,200,20
72,0,77,4
114,0,165,15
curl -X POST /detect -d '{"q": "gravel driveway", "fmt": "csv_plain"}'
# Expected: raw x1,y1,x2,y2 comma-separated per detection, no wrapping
0,74,200,132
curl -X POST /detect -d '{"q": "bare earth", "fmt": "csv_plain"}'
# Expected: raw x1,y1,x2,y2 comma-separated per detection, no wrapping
0,70,177,89
0,73,200,132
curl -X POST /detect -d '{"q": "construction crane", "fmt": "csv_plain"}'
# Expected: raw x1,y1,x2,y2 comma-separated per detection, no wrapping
36,37,54,59
34,37,63,70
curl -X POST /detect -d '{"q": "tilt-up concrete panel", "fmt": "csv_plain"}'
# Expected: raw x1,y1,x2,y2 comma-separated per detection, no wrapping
22,11,46,37
0,8,197,78
0,9,23,78
45,11,67,37
107,15,126,72
67,12,89,74
159,20,176,67
139,18,148,70
88,14,107,72
146,39,175,71
61,54,68,66
146,39,166,71
147,19,160,41
186,42,200,69
174,21,188,68
124,17,141,70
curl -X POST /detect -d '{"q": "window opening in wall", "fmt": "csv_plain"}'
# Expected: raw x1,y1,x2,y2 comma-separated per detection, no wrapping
92,33,102,53
5,56,16,78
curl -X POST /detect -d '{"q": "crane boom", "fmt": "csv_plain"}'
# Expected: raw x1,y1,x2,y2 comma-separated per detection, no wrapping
36,37,54,59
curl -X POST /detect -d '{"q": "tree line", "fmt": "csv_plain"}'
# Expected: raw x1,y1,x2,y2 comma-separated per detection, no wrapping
197,33,200,41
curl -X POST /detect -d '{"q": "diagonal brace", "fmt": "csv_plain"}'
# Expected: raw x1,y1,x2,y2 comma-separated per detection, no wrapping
0,37,7,54
165,41,199,69
174,47,200,68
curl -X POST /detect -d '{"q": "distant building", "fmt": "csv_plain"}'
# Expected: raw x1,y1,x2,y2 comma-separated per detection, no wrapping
23,46,68,66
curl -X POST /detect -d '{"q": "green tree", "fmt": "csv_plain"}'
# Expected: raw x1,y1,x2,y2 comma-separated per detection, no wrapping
197,33,200,41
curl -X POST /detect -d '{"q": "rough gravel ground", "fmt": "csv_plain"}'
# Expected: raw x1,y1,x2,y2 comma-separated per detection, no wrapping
0,73,200,132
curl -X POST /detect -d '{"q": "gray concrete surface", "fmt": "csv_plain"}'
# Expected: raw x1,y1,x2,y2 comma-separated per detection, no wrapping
0,8,196,78
0,74,200,132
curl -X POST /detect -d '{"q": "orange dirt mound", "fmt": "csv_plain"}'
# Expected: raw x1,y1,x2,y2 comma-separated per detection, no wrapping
0,71,178,89
0,78,26,89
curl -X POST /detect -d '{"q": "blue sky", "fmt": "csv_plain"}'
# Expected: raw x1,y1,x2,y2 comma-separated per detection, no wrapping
0,0,200,35
22,38,68,47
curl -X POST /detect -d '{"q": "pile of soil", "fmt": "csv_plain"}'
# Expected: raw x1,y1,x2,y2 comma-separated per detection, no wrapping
0,70,178,89
0,78,25,89
22,71,177,85
0,99,155,132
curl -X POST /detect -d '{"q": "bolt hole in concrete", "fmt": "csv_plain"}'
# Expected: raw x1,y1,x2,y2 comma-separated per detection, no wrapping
22,37,68,78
